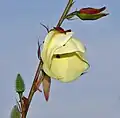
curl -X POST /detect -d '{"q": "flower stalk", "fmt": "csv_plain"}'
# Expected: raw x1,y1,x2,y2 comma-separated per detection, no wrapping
22,61,43,118
57,0,74,27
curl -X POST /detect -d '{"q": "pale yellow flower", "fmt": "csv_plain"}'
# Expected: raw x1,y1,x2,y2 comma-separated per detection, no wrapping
41,29,89,82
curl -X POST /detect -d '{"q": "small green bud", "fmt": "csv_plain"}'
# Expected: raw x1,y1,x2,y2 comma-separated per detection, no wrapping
15,74,25,95
10,105,21,118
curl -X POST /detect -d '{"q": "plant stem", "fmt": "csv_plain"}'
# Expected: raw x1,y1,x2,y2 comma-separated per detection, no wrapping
56,0,73,27
21,61,43,118
19,94,25,118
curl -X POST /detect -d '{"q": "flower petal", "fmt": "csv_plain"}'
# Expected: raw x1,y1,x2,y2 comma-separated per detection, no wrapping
50,52,89,82
41,30,73,68
41,31,55,62
54,37,86,54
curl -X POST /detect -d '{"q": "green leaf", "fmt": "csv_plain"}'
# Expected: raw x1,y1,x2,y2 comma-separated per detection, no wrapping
15,74,25,95
10,105,21,118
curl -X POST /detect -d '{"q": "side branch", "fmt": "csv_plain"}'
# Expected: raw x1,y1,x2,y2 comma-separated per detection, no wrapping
57,0,74,27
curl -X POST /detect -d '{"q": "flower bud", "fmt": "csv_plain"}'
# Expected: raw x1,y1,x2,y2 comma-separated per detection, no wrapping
77,6,109,20
66,6,109,21
15,74,25,98
10,105,20,118
41,28,89,82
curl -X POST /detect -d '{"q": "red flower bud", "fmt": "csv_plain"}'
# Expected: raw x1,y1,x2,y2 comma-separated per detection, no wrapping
80,6,106,14
75,6,109,20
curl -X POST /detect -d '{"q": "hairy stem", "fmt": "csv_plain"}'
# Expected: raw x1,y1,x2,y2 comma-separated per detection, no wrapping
20,96,25,118
56,0,74,27
21,61,43,118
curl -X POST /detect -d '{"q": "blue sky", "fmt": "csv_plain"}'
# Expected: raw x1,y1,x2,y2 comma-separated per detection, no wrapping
0,0,120,118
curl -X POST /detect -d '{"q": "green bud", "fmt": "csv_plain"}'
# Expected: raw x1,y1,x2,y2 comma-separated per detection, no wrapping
10,105,21,118
15,74,25,95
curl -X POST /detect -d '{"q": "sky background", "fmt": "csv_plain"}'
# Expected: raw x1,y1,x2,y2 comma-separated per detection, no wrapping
0,0,120,118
